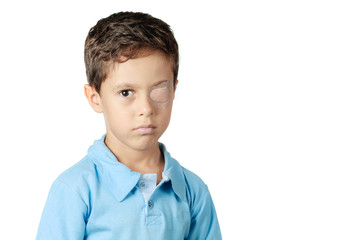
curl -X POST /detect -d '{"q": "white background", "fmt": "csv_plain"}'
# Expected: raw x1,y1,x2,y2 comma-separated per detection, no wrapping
1,0,359,239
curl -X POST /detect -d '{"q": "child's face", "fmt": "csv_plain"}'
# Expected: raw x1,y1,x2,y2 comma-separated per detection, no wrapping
90,51,177,152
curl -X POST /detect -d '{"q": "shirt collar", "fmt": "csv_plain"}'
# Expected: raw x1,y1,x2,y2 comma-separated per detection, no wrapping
161,143,187,202
87,135,186,202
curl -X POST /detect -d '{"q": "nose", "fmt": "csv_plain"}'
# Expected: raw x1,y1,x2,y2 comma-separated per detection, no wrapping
137,94,154,117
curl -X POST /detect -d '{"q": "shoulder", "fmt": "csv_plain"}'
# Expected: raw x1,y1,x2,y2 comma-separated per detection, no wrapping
50,156,97,206
181,166,209,193
180,165,211,207
56,156,97,185
180,167,222,239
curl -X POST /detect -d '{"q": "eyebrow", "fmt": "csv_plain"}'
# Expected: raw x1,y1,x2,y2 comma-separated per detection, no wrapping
112,80,170,92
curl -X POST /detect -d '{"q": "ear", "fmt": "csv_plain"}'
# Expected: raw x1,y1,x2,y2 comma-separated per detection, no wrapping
84,84,103,113
173,79,179,99
174,79,179,91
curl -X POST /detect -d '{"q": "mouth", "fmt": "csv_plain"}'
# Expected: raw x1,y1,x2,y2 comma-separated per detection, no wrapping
134,125,156,134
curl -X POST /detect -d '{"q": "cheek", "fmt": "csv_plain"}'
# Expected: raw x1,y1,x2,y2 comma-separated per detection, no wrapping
102,100,130,131
157,107,172,131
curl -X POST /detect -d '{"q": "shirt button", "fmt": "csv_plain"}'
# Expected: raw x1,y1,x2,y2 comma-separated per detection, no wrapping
139,182,146,189
148,200,154,208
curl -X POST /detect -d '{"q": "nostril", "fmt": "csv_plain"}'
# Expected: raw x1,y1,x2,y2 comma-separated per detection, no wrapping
138,98,154,116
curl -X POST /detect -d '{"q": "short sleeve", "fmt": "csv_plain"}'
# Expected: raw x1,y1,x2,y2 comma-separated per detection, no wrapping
36,180,87,240
186,187,222,240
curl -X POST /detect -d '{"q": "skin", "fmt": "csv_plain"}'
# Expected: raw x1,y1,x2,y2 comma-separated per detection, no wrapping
84,50,178,183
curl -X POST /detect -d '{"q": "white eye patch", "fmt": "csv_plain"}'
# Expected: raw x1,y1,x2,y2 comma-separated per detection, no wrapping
149,81,172,108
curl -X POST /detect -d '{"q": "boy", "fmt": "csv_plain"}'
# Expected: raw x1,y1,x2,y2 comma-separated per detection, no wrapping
36,11,222,240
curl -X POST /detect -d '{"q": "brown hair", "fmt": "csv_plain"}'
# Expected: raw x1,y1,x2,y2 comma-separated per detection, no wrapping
84,11,179,93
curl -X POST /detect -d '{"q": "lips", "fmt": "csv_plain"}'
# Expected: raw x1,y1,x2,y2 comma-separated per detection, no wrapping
134,125,156,134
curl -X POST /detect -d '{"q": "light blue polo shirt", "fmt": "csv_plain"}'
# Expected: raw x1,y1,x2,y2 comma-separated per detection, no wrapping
36,135,222,240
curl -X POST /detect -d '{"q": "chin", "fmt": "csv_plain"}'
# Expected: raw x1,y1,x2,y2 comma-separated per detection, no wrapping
132,137,159,151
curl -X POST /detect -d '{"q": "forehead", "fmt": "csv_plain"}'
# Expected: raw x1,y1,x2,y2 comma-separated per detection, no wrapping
104,50,173,90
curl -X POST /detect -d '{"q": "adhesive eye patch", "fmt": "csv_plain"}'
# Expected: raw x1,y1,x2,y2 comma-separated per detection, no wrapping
149,81,172,108
150,85,170,103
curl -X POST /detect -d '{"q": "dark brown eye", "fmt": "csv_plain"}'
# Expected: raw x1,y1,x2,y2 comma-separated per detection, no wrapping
120,90,133,98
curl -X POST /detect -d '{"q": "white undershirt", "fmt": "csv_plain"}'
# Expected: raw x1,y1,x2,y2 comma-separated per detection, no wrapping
138,173,169,205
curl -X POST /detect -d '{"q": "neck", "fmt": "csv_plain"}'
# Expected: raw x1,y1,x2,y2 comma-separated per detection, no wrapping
104,135,164,176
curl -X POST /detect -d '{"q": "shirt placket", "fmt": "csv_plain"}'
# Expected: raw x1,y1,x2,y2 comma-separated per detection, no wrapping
138,173,169,226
